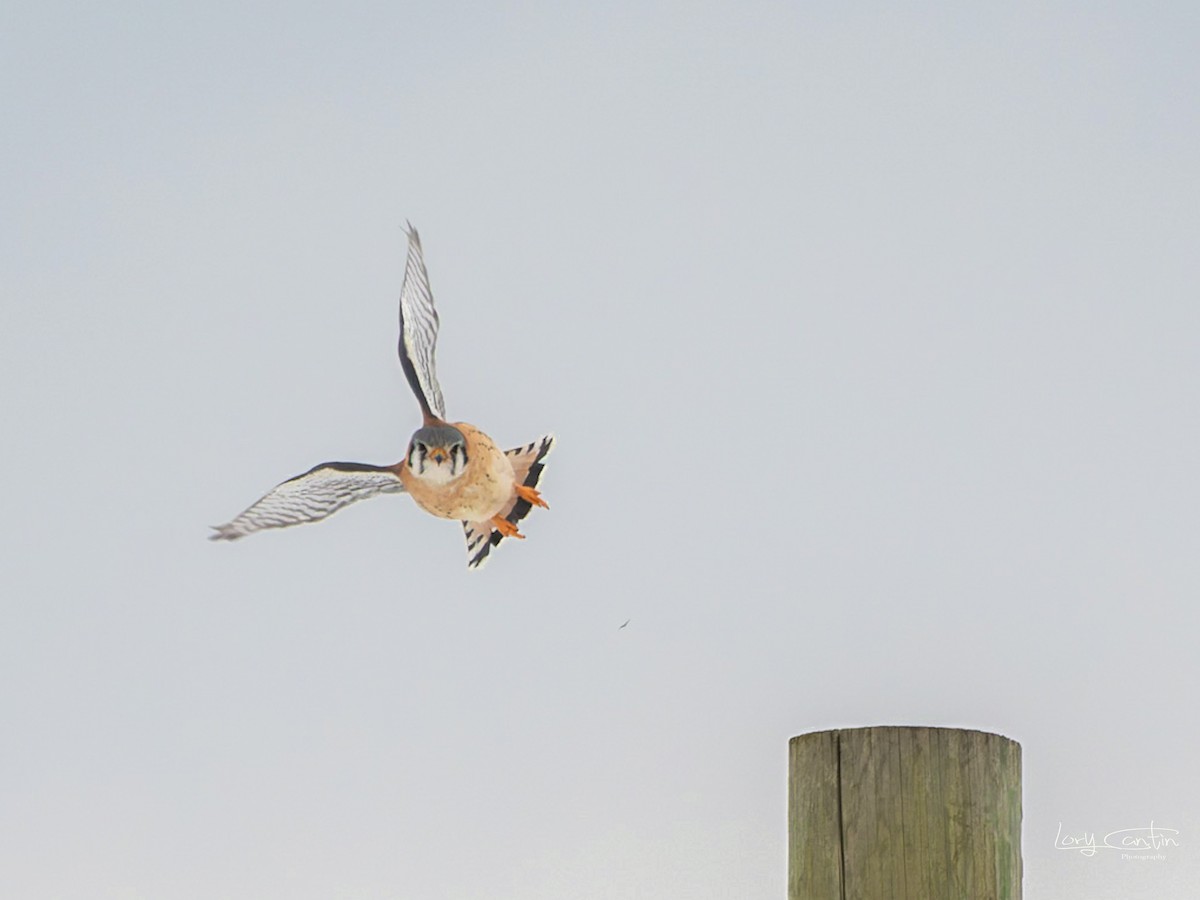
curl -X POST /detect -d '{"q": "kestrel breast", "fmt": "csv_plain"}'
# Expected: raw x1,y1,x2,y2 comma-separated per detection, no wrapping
404,423,515,522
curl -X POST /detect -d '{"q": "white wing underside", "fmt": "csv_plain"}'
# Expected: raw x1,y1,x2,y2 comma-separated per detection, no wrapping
399,225,446,419
210,463,405,540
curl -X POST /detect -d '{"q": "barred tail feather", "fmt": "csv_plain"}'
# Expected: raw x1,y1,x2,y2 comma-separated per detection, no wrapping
462,433,555,569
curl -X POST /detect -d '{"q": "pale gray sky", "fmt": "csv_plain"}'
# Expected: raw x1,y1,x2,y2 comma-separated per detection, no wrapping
2,2,1197,898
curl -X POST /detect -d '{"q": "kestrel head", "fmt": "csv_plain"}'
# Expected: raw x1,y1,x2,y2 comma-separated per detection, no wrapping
407,423,468,483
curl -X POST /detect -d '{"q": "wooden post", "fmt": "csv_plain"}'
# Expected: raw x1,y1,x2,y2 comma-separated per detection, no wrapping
788,726,1021,900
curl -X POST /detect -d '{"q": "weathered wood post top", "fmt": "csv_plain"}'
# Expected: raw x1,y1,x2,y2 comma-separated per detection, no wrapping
788,726,1022,900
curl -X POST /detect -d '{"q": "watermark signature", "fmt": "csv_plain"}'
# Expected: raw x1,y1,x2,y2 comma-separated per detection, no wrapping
1055,821,1180,859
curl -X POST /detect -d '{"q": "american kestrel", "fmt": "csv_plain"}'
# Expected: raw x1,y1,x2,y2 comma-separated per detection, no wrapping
210,225,555,569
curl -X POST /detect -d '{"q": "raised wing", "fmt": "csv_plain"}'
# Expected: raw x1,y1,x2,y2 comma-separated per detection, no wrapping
210,462,405,541
398,225,446,420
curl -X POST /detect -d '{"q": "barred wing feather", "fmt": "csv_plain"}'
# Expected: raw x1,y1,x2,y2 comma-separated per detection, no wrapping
398,225,446,420
210,462,405,541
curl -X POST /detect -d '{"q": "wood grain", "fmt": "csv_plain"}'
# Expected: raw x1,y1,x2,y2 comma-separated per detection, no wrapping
788,727,1021,900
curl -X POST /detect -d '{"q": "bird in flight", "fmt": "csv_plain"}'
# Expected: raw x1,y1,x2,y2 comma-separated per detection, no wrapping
210,225,555,569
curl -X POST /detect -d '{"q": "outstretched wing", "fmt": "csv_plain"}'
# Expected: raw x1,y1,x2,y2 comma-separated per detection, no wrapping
210,462,405,541
398,224,446,420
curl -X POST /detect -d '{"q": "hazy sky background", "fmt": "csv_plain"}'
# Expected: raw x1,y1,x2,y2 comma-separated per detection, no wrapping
2,2,1197,898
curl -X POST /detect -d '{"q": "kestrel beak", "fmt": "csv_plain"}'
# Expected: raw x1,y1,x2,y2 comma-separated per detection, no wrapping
430,447,448,464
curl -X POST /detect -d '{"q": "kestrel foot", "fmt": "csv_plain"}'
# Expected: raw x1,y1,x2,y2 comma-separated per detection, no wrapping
491,515,525,540
515,484,549,509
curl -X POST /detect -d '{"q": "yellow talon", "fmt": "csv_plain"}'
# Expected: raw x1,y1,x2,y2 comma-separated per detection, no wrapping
516,484,549,509
491,515,524,540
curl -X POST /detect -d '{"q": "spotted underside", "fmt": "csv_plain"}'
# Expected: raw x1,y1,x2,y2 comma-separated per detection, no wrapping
462,433,556,569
